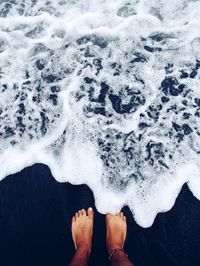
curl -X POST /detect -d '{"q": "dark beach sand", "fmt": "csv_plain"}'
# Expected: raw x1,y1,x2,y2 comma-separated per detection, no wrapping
0,163,199,266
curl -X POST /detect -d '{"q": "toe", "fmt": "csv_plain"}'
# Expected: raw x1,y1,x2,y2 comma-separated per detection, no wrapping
82,209,86,215
123,216,127,231
106,213,111,220
87,207,94,218
120,212,124,218
75,212,79,219
78,210,82,216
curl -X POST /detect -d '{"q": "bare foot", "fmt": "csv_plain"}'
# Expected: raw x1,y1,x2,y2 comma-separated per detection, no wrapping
106,212,127,255
71,207,94,255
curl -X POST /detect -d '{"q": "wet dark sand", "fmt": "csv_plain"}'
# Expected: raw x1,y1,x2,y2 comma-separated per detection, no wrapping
0,163,199,266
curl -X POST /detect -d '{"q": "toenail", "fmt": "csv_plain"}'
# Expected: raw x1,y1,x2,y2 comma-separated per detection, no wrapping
88,207,93,211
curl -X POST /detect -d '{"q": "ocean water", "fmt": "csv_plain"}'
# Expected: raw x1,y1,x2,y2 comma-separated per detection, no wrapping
1,0,200,227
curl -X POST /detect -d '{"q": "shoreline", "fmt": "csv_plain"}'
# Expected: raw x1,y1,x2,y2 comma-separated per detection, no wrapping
0,163,199,266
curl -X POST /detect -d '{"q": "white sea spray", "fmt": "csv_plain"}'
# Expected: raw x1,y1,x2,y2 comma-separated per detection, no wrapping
1,0,200,227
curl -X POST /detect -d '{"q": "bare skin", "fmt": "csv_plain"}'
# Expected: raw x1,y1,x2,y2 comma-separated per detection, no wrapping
106,212,134,266
69,209,134,266
69,207,94,266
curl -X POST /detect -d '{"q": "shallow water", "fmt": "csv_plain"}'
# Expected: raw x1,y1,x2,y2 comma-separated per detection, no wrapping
1,0,200,227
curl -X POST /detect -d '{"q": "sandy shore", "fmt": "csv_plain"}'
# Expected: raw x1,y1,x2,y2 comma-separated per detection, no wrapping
0,163,199,266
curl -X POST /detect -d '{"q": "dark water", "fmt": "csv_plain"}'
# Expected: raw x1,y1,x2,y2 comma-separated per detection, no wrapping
0,164,199,266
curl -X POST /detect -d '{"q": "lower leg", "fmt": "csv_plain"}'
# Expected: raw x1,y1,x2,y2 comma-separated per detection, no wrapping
68,246,90,266
111,250,133,266
69,208,94,266
106,212,134,266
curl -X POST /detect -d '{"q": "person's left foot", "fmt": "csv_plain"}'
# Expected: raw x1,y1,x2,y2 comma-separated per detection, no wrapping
71,208,94,255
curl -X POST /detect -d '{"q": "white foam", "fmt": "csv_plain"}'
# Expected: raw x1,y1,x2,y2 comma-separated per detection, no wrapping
1,0,200,227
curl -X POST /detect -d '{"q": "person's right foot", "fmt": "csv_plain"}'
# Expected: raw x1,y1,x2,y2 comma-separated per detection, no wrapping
106,212,127,255
71,207,94,255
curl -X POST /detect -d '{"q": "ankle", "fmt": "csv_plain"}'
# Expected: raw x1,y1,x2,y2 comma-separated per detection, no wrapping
76,243,91,258
109,248,128,262
69,245,91,266
107,245,123,256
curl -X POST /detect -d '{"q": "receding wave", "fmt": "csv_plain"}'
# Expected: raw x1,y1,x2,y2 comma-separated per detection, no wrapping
1,0,200,227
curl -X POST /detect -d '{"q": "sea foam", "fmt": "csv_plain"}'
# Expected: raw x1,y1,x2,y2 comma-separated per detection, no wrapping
1,0,200,227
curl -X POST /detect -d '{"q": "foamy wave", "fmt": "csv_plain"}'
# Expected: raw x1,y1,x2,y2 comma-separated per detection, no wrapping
1,0,200,227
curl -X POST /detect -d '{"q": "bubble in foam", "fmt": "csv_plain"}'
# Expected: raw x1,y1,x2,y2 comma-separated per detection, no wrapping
1,0,200,227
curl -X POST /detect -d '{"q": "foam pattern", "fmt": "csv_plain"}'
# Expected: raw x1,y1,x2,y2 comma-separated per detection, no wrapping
1,0,200,227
